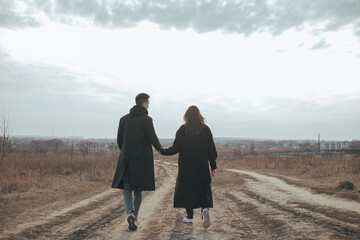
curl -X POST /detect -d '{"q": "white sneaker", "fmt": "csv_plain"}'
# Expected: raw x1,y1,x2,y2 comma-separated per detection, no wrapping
183,217,194,223
202,208,210,229
134,218,139,228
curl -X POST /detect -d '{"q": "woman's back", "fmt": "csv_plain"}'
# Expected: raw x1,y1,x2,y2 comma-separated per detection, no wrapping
160,105,217,223
179,125,214,168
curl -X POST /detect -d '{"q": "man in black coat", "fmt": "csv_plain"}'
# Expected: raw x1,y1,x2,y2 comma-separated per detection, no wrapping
111,93,163,230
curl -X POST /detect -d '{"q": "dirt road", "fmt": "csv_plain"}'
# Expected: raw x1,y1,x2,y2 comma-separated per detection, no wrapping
1,160,359,239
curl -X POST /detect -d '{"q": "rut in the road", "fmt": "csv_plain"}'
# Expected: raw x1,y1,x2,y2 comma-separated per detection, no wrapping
102,163,177,240
226,169,360,240
1,163,169,240
226,168,360,212
62,204,126,240
2,191,124,240
231,188,353,239
58,163,176,240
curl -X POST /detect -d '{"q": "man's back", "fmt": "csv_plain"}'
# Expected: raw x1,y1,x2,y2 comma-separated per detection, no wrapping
111,92,162,231
119,113,149,151
112,104,161,191
117,105,160,152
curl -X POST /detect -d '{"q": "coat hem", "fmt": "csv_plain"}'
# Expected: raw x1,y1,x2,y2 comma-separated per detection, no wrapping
174,205,213,208
111,186,156,191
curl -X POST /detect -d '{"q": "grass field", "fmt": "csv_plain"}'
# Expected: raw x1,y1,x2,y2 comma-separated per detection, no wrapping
0,152,116,194
1,150,359,195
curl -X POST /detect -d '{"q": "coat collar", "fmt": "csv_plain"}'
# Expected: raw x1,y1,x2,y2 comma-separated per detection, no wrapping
130,105,148,116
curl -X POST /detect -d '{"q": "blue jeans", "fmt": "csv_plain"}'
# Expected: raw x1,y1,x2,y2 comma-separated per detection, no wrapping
123,169,142,217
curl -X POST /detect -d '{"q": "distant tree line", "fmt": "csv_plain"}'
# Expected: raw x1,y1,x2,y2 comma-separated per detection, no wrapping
350,140,360,149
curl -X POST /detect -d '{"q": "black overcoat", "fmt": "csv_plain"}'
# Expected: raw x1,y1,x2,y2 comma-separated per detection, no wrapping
111,106,162,191
162,124,217,209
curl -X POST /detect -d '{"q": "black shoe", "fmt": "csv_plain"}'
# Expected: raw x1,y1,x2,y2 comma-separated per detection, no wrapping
127,212,137,231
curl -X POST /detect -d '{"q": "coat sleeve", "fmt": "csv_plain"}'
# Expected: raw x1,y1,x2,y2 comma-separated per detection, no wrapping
117,118,123,150
207,127,217,170
144,117,163,151
161,126,183,155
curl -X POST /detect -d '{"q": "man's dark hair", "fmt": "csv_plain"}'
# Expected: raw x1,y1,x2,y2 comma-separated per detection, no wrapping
135,93,150,106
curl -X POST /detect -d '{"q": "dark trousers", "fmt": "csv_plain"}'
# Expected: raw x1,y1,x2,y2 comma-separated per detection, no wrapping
186,207,207,219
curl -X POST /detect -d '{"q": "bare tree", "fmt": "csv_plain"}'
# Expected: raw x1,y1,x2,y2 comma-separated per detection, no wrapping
79,141,89,159
0,112,14,165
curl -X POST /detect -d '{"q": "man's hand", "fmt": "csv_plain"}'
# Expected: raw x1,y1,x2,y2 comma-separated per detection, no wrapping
211,169,216,177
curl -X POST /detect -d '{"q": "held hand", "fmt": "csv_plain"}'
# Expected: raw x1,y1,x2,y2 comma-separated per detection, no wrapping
211,169,216,177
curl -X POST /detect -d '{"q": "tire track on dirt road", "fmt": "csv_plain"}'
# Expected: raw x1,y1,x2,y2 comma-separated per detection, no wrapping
226,168,360,213
58,162,176,240
241,188,360,239
0,189,121,240
0,164,167,240
61,163,172,240
100,162,177,240
226,168,360,239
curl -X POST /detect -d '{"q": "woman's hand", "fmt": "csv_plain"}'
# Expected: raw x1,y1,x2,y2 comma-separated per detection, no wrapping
211,169,216,177
155,147,165,155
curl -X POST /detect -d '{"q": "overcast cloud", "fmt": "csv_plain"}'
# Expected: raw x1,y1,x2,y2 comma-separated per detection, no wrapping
311,38,332,50
1,0,360,37
0,0,360,140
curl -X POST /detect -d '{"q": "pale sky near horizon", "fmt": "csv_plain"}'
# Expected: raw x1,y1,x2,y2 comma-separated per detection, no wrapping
0,0,360,140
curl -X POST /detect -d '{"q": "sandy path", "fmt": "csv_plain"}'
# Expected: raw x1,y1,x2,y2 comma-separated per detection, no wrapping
226,168,360,213
2,162,360,239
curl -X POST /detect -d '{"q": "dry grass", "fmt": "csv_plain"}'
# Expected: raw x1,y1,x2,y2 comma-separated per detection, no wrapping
0,152,117,194
221,155,360,178
3,149,359,196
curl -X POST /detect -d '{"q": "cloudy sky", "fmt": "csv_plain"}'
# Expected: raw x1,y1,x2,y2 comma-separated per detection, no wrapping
0,0,359,140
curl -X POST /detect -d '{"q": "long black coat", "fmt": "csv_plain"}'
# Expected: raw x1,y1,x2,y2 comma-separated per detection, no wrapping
161,124,217,209
111,106,162,191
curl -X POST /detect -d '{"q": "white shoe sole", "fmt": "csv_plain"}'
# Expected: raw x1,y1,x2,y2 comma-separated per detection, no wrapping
183,218,193,223
202,209,210,229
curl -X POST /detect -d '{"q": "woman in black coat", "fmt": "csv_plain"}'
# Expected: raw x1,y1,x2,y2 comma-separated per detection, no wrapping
161,105,217,229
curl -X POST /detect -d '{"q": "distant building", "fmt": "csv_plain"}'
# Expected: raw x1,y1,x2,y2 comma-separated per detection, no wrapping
282,143,300,150
269,146,279,151
283,143,291,149
88,144,100,152
324,141,350,150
